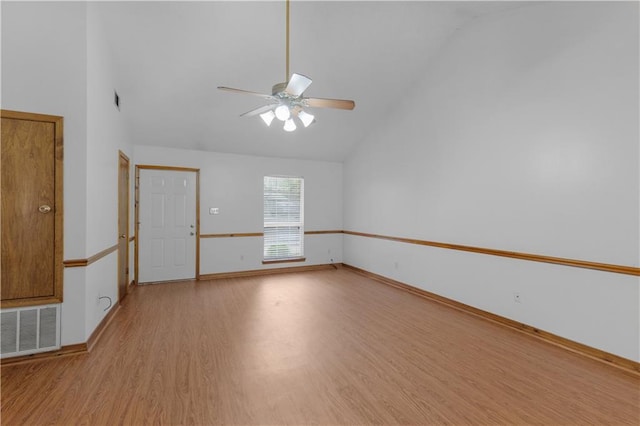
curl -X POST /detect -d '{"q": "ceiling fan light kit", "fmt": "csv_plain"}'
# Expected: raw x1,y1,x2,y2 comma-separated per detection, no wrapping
275,104,291,121
283,118,297,132
260,110,276,126
218,0,355,132
297,110,315,127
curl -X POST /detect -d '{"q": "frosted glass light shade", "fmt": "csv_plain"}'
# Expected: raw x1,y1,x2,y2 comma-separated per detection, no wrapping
283,118,296,132
275,105,291,121
260,110,275,126
297,110,315,127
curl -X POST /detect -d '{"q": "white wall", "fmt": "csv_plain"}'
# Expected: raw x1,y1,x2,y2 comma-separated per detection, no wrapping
343,2,639,361
1,2,89,260
133,146,343,275
2,2,133,344
2,1,89,345
85,3,133,337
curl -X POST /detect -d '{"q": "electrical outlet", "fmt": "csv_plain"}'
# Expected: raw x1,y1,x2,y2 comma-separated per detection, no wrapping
513,292,521,303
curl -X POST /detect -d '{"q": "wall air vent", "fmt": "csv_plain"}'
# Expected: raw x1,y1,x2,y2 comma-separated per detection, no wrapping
0,305,61,358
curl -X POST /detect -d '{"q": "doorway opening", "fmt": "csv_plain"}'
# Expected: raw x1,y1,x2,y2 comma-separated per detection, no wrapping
117,151,130,301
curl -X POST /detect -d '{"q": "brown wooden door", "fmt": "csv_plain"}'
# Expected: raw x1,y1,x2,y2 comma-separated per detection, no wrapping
1,110,63,306
117,152,130,302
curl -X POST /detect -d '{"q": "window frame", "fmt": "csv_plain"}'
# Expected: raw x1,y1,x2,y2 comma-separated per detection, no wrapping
262,175,305,264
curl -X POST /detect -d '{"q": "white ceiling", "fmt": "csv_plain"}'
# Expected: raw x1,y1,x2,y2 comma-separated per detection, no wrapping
98,1,522,162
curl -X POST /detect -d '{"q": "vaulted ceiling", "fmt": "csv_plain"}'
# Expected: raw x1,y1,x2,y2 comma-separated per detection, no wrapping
98,1,523,162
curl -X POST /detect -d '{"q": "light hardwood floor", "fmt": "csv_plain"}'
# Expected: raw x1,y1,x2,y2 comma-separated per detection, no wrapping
2,269,639,425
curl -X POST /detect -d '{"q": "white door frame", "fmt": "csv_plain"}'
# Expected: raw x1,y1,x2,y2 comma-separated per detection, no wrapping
134,165,200,283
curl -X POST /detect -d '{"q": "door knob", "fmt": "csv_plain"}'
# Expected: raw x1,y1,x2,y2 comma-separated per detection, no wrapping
120,234,126,239
38,205,52,214
190,232,195,236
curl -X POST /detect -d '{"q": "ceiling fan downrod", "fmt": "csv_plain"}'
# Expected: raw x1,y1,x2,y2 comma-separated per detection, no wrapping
216,0,355,132
286,0,290,82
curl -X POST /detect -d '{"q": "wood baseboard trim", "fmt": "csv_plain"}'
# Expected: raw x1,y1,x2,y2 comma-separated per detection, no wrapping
342,263,640,377
262,257,306,265
1,343,88,367
87,302,121,352
1,300,123,367
200,263,337,280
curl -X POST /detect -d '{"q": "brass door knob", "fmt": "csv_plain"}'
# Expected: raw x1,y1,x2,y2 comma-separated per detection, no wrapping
120,234,126,239
38,205,52,214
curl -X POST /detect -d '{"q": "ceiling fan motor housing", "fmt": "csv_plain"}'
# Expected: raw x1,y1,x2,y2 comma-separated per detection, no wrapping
272,82,289,96
272,81,307,111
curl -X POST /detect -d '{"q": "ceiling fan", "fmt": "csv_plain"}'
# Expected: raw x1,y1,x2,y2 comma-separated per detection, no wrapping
217,0,355,132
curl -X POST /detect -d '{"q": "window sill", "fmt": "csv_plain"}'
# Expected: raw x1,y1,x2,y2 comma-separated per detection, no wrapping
262,257,306,265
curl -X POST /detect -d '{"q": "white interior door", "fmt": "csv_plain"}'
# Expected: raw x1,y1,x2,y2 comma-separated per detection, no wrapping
139,169,196,283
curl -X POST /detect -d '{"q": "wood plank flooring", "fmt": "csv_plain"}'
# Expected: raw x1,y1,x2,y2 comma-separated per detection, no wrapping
2,269,639,425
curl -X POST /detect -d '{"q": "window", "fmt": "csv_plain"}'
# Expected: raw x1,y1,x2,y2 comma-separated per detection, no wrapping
263,176,304,262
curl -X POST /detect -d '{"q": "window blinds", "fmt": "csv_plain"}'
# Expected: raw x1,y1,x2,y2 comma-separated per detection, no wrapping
263,176,304,260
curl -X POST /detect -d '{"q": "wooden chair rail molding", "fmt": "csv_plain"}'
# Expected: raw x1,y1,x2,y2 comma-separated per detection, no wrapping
304,230,344,235
63,230,639,277
63,230,342,268
200,232,263,238
63,244,118,268
198,229,638,276
343,230,640,277
342,264,640,376
200,230,343,238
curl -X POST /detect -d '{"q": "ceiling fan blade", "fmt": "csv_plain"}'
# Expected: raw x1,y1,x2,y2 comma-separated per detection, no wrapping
218,86,276,100
284,73,312,97
240,104,276,117
305,97,356,110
